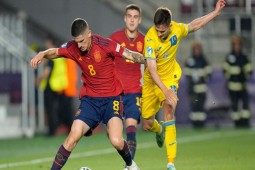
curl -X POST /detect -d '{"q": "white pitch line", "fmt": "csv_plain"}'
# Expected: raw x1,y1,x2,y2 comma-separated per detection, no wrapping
0,130,253,169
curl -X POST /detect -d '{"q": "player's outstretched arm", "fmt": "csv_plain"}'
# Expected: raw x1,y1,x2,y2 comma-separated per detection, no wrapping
30,48,59,69
122,48,146,64
188,0,226,33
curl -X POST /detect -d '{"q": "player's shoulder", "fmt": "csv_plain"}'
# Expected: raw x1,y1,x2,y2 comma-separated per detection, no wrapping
110,28,125,37
92,34,111,47
171,21,189,36
61,40,77,49
171,21,183,28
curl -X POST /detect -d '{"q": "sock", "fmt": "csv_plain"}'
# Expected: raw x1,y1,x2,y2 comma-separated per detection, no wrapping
51,145,71,170
165,120,176,163
126,126,137,159
150,119,161,134
117,140,132,166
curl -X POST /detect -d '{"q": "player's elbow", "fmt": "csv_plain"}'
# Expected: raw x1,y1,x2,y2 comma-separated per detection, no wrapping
188,22,202,33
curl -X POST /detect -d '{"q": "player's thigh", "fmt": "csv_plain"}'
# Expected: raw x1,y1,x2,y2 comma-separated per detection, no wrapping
122,93,141,121
157,81,179,103
69,119,90,140
142,81,179,119
107,117,124,140
142,84,161,119
75,97,102,134
102,96,123,125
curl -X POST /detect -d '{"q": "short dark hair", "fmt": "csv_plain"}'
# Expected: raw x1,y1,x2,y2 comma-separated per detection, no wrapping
154,7,172,26
71,18,88,37
125,4,141,15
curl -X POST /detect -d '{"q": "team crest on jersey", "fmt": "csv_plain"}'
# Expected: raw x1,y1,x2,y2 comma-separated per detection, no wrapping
170,35,177,46
94,50,101,62
136,41,143,52
121,42,126,47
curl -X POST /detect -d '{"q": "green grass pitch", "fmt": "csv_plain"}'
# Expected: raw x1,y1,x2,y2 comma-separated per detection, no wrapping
0,128,254,170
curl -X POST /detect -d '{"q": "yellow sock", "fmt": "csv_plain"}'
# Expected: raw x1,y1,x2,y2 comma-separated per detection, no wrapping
150,119,161,134
165,120,176,163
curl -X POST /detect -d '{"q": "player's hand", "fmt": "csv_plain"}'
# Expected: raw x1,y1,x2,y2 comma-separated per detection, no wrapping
30,52,44,69
164,89,178,106
215,0,226,13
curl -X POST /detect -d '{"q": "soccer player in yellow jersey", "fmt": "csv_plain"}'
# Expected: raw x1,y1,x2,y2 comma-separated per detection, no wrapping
142,0,226,169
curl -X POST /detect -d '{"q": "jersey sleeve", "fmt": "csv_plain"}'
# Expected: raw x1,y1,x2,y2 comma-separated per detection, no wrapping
177,22,189,38
105,38,125,58
144,30,156,60
58,41,74,59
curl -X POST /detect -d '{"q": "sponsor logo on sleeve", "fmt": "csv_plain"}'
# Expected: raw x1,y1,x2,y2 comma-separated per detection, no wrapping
61,43,67,48
146,46,153,56
116,44,121,52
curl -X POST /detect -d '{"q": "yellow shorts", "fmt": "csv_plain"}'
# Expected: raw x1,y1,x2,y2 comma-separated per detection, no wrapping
141,80,179,119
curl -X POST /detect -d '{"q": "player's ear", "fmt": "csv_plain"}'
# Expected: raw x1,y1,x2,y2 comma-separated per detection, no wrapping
87,29,92,37
124,15,127,23
139,16,141,24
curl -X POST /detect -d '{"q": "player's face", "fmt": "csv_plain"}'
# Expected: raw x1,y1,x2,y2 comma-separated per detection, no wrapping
124,9,141,32
155,24,171,40
233,40,241,54
193,44,202,57
74,29,92,52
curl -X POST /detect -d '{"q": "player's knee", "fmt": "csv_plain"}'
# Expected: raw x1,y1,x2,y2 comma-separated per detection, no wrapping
110,137,123,150
64,135,79,151
63,138,77,151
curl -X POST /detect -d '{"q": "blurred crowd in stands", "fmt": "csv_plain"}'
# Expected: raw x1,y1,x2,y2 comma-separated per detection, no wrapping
181,0,255,13
31,37,79,136
182,35,253,129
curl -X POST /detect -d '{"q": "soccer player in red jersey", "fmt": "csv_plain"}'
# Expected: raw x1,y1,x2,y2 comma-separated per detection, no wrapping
30,18,145,170
109,4,144,162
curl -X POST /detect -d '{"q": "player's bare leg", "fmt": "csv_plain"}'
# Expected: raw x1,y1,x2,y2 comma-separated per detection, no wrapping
51,120,90,170
143,116,165,148
108,117,139,170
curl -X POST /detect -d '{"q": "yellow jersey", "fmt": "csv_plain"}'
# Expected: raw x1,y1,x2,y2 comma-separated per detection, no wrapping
144,21,189,83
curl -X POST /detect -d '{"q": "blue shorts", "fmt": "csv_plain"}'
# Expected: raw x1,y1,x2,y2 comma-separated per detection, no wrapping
74,96,123,136
122,93,141,123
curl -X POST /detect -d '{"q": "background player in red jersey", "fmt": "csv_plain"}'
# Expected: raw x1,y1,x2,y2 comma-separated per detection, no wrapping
109,4,144,162
30,18,145,170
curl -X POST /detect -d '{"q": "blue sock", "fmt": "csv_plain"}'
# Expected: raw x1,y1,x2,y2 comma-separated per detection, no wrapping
51,145,71,170
117,141,132,166
126,126,137,159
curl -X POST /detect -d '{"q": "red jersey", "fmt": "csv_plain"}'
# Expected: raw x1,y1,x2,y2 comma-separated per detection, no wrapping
110,29,144,94
58,34,125,98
